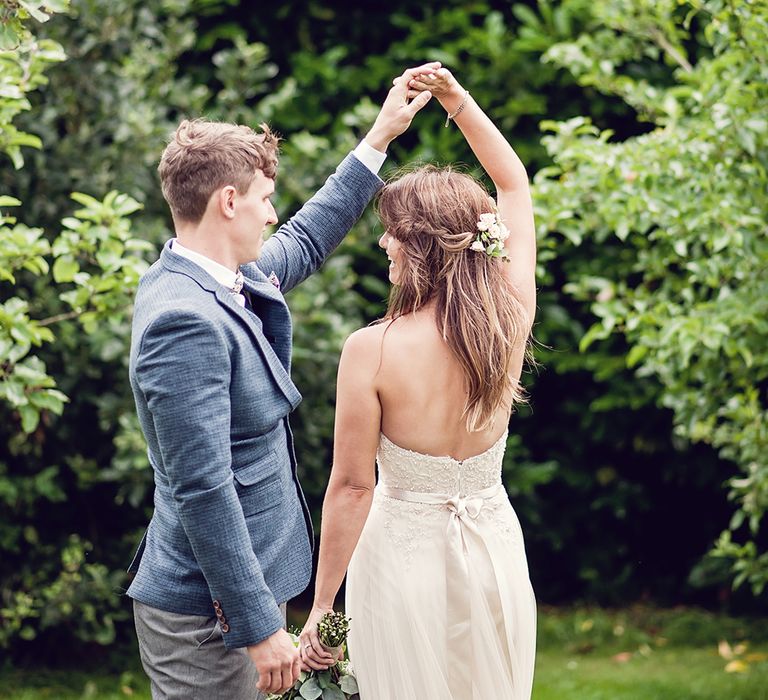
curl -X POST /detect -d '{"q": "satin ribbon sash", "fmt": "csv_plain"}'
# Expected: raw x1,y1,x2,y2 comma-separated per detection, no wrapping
376,482,504,699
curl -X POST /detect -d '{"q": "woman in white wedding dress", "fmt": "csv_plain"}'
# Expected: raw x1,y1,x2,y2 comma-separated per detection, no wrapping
300,67,537,699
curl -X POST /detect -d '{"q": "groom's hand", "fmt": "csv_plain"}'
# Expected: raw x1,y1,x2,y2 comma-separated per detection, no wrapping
363,62,441,153
247,628,301,695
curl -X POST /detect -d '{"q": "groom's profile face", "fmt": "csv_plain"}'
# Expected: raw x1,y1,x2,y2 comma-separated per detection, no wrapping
231,169,277,261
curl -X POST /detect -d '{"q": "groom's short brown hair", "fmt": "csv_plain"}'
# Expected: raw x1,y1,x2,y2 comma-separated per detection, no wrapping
158,119,280,224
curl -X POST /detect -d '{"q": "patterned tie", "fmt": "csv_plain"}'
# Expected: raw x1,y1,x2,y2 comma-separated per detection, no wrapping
232,270,244,294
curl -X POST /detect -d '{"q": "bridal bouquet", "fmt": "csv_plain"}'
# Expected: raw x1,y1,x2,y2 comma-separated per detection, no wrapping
269,612,359,700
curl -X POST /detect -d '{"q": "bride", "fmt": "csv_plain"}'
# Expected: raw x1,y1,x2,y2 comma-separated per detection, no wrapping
299,67,537,699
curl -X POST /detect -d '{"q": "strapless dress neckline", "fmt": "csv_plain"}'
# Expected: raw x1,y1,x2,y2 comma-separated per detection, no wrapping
378,430,508,465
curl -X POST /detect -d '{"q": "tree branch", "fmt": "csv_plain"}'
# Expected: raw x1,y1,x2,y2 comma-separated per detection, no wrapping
38,310,80,327
648,27,693,73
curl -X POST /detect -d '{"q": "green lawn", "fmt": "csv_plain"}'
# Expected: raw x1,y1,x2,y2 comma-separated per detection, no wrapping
0,670,150,700
532,606,768,700
2,607,766,699
534,647,768,700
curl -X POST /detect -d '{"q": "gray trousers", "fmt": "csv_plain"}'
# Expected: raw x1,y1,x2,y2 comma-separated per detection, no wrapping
133,600,287,700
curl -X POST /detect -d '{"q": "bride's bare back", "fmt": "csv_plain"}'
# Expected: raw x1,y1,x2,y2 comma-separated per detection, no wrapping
371,306,523,461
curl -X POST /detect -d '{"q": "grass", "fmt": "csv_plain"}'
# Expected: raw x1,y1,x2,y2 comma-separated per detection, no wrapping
0,670,150,700
535,646,768,700
2,607,766,699
533,606,768,700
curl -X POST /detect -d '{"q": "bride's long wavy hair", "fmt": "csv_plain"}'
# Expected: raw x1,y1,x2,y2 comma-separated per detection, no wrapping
376,165,531,433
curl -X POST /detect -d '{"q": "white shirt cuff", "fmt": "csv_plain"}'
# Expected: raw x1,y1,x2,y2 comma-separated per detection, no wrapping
352,140,387,175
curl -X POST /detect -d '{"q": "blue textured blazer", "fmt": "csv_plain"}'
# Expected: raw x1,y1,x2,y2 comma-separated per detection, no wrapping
127,153,383,648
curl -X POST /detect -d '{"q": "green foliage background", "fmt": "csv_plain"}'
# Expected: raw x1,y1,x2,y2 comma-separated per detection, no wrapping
0,0,766,659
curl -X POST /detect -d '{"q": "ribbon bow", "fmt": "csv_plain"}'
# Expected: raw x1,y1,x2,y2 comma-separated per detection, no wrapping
446,495,484,520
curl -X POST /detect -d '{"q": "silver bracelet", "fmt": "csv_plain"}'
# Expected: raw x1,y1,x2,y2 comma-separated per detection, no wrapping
445,90,469,127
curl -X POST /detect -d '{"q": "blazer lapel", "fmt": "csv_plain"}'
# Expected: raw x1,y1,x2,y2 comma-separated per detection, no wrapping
159,242,300,408
213,287,301,407
240,267,294,371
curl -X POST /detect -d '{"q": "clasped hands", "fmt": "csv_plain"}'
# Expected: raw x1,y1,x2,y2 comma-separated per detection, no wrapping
363,61,451,152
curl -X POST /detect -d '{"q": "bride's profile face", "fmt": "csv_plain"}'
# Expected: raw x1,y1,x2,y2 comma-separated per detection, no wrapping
379,230,403,284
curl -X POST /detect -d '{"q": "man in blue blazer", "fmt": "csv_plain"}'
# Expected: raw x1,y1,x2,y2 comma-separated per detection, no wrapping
127,64,437,698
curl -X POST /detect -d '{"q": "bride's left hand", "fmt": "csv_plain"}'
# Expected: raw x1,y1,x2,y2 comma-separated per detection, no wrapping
298,605,339,671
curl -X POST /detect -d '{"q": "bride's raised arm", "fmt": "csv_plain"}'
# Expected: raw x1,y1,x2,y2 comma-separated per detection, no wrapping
409,68,537,324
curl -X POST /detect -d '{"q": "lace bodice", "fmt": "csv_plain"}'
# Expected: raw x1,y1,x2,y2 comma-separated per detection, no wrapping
376,431,508,496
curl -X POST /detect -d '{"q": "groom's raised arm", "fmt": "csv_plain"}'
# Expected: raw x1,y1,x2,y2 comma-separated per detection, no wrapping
252,63,439,294
254,147,383,295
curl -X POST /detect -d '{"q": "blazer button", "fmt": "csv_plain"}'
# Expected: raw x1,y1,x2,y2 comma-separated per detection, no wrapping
215,608,225,619
220,623,230,633
212,600,221,609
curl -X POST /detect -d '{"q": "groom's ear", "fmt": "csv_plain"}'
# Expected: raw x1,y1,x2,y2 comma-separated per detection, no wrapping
218,185,237,220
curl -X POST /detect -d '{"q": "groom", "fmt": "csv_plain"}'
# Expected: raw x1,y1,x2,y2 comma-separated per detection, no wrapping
126,65,436,699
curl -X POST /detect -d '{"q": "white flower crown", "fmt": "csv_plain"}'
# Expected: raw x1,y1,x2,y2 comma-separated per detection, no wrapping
469,208,510,261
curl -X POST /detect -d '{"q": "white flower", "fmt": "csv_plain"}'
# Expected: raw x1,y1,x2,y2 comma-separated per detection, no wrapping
469,210,511,261
478,213,496,230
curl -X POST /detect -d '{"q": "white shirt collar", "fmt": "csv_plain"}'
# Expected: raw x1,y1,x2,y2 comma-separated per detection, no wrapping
170,239,240,292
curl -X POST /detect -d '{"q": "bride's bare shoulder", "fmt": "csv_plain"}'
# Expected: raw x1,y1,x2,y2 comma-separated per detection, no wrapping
344,321,389,349
339,318,411,378
342,314,438,369
338,323,389,375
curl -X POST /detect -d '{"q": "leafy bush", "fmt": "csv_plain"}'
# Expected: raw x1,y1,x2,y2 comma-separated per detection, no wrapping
533,0,768,594
0,3,152,652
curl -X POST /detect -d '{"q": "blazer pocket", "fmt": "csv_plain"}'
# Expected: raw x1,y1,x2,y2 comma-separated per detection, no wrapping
232,451,284,517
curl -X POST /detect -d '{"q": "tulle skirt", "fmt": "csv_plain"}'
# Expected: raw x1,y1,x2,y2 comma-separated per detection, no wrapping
345,487,536,699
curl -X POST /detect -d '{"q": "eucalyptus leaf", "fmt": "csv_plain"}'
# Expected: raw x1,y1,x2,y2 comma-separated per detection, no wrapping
321,687,345,700
299,677,322,700
317,671,331,689
339,675,359,694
